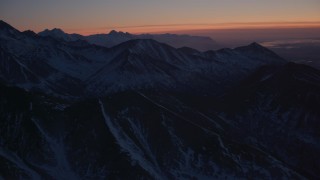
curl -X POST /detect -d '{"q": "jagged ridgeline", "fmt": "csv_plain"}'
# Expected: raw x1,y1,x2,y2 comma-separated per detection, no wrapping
0,20,319,179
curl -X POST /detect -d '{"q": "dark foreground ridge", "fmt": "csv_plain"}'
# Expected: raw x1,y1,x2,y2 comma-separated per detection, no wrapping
0,20,319,179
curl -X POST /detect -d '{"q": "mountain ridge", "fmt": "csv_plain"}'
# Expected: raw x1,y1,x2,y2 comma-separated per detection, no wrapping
0,20,286,97
38,27,221,51
1,20,319,179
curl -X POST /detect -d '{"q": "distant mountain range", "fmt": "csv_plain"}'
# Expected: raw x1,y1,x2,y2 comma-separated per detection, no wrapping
1,20,285,97
1,20,319,179
38,28,221,51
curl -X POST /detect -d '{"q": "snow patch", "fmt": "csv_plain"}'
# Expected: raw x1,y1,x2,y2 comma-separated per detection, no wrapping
98,99,165,179
0,147,41,180
31,118,79,179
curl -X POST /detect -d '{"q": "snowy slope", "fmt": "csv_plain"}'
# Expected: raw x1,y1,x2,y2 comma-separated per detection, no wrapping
217,63,320,179
1,20,286,97
0,84,309,179
0,20,319,179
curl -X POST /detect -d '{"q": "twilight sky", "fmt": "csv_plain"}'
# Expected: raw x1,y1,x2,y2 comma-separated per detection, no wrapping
1,0,320,35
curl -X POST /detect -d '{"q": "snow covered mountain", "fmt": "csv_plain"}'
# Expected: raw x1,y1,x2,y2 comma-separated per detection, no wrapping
1,20,319,179
218,63,320,179
39,28,83,42
1,20,285,97
38,28,221,51
0,82,312,179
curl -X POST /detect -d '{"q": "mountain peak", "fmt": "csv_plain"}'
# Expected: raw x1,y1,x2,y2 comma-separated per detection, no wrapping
39,28,66,36
109,30,118,35
0,20,15,30
248,42,264,48
22,30,37,37
108,30,131,36
45,28,65,34
51,28,65,33
235,42,273,52
234,42,287,64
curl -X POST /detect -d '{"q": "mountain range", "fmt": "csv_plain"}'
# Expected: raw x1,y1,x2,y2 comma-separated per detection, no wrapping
0,20,319,179
38,28,220,51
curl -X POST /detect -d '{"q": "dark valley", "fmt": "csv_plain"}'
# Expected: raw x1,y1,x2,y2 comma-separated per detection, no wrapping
0,20,319,179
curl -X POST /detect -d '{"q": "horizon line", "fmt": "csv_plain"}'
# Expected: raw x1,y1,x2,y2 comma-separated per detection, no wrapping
62,21,320,35
3,19,320,36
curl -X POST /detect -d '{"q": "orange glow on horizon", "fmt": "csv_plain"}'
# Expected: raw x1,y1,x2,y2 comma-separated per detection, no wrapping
59,22,320,35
